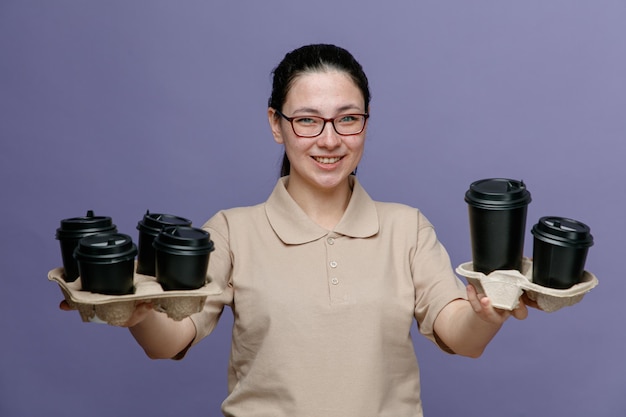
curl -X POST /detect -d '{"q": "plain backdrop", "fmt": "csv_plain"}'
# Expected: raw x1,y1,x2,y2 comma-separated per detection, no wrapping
1,1,625,416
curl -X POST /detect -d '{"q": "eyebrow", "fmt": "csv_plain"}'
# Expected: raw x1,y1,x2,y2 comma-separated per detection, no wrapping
291,104,364,115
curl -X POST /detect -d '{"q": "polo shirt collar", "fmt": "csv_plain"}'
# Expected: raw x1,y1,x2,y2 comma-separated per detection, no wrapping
265,175,379,244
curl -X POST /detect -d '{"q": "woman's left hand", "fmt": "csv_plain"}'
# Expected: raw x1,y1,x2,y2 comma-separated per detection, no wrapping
435,284,542,357
466,284,536,324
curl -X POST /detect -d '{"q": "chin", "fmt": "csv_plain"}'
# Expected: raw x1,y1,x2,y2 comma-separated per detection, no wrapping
312,173,351,189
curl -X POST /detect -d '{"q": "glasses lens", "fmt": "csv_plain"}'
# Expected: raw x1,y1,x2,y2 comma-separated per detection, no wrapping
291,116,324,137
334,115,366,135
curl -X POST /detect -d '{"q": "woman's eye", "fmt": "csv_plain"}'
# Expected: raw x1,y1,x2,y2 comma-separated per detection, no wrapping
295,117,320,125
338,115,358,123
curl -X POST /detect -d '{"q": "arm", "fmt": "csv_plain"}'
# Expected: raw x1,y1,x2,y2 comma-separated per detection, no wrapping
129,213,233,359
128,304,197,360
60,211,231,359
59,300,197,359
433,284,529,358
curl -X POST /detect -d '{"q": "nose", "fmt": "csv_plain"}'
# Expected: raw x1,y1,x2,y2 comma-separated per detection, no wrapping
316,121,342,148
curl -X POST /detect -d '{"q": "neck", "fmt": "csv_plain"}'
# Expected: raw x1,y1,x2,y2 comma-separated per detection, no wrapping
285,176,353,230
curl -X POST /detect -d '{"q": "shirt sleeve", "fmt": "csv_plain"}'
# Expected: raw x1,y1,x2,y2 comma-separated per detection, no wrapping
412,210,467,351
187,211,235,345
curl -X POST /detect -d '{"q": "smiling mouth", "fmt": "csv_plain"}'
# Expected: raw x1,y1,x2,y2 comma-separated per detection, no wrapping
313,156,342,164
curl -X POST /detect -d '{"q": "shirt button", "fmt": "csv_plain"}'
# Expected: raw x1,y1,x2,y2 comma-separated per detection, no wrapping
331,277,339,285
327,237,335,245
329,261,338,268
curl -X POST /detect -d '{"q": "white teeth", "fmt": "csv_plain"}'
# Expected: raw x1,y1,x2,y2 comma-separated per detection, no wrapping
314,157,341,164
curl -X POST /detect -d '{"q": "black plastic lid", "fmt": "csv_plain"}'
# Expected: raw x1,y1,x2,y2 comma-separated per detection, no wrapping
465,178,531,209
137,210,192,235
531,216,594,248
56,210,116,239
74,232,138,262
153,226,214,254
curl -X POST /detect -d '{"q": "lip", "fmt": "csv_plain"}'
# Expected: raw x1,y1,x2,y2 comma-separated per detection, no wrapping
311,155,344,168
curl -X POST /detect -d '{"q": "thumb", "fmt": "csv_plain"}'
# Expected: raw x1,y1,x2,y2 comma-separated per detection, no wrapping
511,299,529,320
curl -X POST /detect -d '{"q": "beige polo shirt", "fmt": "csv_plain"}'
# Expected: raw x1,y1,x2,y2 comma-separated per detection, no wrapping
190,176,467,417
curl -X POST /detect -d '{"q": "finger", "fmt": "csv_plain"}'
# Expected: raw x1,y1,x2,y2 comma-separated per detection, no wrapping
479,295,503,318
466,284,484,312
521,292,541,310
59,300,74,311
480,295,516,323
121,302,154,327
511,300,529,320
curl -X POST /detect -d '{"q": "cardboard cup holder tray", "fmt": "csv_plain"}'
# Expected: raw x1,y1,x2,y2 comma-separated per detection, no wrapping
455,258,598,312
49,267,223,325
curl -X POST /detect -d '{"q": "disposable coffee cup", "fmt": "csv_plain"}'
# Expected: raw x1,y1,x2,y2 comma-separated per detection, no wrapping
531,216,593,289
153,226,214,291
56,210,117,282
136,210,192,276
74,232,137,295
465,178,531,274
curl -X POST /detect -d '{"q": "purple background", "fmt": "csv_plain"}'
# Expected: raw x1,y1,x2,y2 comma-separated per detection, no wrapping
1,1,625,416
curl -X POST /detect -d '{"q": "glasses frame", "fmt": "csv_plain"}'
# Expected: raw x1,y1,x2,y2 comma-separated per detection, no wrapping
274,108,369,138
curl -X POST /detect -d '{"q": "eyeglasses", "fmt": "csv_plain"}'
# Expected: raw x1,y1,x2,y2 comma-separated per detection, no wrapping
274,109,369,138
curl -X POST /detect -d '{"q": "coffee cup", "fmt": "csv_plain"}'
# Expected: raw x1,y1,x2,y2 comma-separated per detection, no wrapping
56,210,117,282
73,232,137,295
136,210,192,276
531,216,593,289
153,226,214,290
465,178,532,274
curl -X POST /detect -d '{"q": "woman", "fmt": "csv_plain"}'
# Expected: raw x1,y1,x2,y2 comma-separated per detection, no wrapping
65,44,530,416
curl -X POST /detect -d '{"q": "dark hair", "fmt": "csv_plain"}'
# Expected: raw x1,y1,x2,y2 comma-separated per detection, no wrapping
268,44,371,177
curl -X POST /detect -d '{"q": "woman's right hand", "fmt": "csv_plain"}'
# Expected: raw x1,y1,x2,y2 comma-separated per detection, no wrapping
58,299,154,327
59,299,196,359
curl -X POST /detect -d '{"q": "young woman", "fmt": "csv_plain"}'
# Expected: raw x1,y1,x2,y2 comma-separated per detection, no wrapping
64,44,531,417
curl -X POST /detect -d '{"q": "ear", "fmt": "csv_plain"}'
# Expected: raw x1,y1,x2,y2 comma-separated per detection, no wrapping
268,108,284,144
